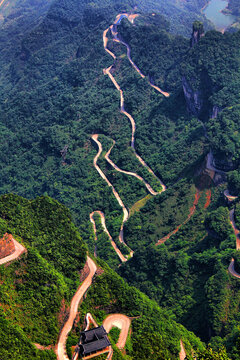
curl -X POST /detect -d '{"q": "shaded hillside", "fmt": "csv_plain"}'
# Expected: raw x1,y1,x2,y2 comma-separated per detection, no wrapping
137,0,212,36
0,194,206,360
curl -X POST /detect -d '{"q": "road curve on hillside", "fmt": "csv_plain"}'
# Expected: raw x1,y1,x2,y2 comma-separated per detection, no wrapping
224,189,238,202
103,314,131,349
0,239,26,265
0,0,7,8
92,134,128,224
56,256,97,360
103,19,166,192
90,211,128,262
91,134,133,258
228,258,240,279
230,209,240,250
105,139,164,196
111,14,170,97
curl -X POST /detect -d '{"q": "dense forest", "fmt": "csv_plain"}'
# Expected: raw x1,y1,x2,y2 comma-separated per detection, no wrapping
0,194,87,359
226,0,240,16
0,0,240,358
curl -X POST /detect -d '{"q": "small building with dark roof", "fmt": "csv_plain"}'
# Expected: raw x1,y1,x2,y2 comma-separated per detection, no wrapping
79,326,111,358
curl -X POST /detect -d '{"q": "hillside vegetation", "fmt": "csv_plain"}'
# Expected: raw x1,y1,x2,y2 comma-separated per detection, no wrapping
0,0,240,358
0,194,206,360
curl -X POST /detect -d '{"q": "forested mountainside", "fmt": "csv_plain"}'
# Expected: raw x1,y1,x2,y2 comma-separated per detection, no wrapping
0,194,86,359
1,0,240,358
0,0,53,77
0,194,206,360
226,0,240,16
137,0,212,35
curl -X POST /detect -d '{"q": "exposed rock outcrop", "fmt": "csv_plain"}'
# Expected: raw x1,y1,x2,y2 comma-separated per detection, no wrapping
0,233,15,259
190,21,204,47
182,76,203,116
211,105,222,119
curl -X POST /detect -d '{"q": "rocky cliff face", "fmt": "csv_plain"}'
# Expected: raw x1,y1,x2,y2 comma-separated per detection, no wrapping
182,76,203,116
0,233,15,259
190,21,204,47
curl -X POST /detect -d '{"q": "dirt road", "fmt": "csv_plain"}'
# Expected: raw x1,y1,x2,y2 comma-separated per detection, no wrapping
103,314,131,349
179,340,186,360
0,239,26,265
56,256,97,360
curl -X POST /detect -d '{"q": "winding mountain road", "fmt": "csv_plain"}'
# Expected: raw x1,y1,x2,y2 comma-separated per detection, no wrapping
56,256,97,360
0,0,7,8
206,150,226,175
90,13,168,262
102,17,166,192
0,238,26,265
91,134,128,224
111,14,170,97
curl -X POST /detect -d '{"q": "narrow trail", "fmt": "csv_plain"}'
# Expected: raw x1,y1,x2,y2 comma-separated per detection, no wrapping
84,313,98,331
156,190,201,246
0,238,26,265
56,256,97,360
